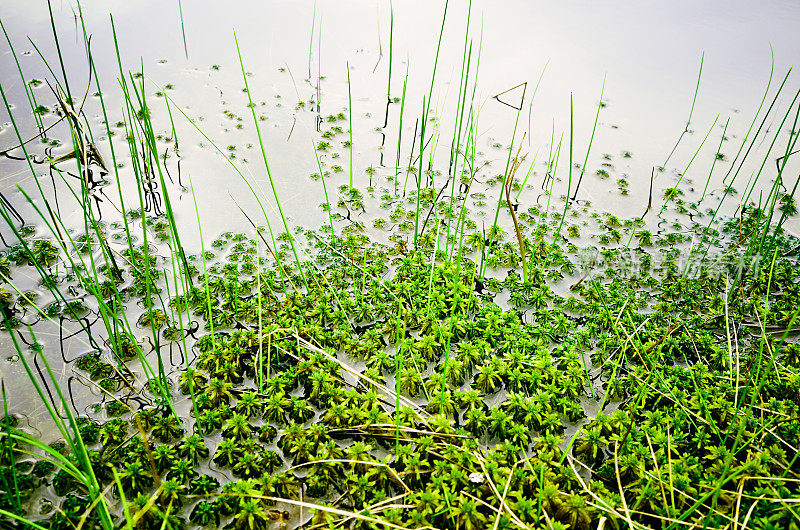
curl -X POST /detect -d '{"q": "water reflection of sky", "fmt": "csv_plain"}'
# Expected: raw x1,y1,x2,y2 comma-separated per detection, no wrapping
2,0,798,244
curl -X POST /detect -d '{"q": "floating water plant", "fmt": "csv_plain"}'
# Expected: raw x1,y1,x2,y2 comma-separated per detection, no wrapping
0,3,798,530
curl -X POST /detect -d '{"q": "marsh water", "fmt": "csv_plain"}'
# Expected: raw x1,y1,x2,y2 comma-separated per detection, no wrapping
1,0,800,432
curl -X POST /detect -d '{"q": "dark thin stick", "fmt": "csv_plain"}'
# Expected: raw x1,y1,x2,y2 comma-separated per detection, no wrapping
775,148,800,174
372,4,383,74
505,137,528,280
640,167,656,220
229,196,279,264
177,0,188,59
417,179,451,241
403,118,419,196
493,82,527,111
284,62,302,102
0,192,25,226
1,36,95,156
571,75,606,201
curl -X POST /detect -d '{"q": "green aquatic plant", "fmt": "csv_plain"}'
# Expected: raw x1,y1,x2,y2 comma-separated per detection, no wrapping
0,4,798,529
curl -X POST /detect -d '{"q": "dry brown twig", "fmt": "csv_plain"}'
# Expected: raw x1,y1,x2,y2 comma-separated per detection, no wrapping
504,133,529,281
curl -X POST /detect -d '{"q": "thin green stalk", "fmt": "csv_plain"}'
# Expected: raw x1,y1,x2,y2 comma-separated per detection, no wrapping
102,15,142,274
256,237,264,394
446,0,473,179
487,93,524,250
1,382,22,515
756,103,800,252
394,62,409,198
662,52,704,168
0,20,44,133
308,1,316,80
554,92,574,241
235,32,306,286
657,114,719,218
526,60,549,147
447,29,483,255
159,88,290,293
111,467,133,528
721,47,776,188
513,147,540,202
535,136,563,266
162,90,180,151
347,61,353,188
394,301,403,455
414,0,450,245
699,117,729,201
387,0,394,100
313,141,336,246
696,68,793,264
571,75,605,201
448,110,478,259
9,323,113,529
164,231,197,425
127,71,194,287
46,0,74,102
739,86,800,219
187,172,217,353
316,18,322,109
177,0,188,58
118,92,180,416
0,509,48,530
445,37,475,255
413,96,426,244
120,87,174,409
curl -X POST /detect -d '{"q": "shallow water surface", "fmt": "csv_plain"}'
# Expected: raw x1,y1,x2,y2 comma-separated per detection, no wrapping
2,0,799,240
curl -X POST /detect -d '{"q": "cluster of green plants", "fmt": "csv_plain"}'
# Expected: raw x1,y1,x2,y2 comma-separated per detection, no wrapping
2,197,799,529
1,1,800,529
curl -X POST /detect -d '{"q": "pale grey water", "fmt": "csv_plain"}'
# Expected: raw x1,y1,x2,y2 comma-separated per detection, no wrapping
1,0,799,427
2,0,799,244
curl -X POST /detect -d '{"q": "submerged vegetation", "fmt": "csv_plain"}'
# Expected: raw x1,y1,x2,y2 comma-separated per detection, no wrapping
1,2,799,530
2,197,800,530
